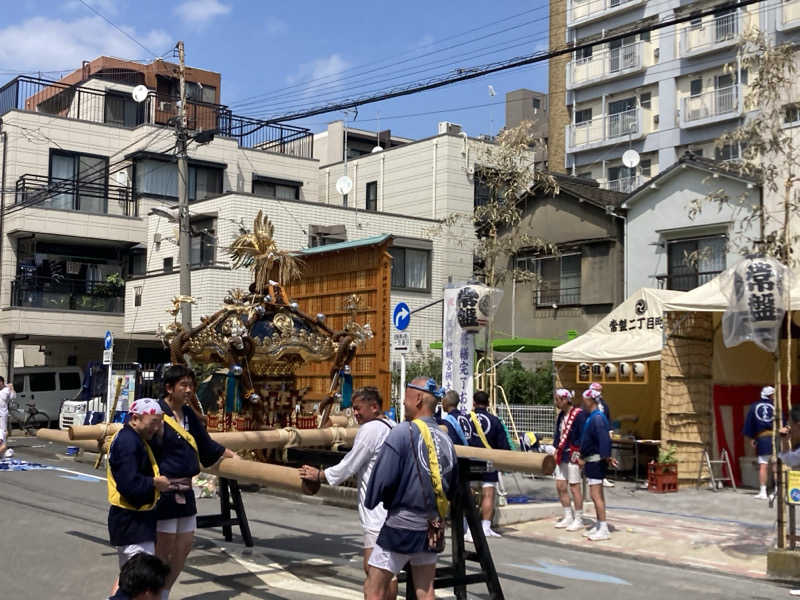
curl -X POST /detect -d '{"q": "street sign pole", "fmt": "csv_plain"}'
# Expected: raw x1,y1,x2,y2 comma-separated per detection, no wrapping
103,331,113,423
399,353,406,423
392,302,411,422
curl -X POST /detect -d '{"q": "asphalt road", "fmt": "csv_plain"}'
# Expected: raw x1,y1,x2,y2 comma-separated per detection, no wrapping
0,436,794,599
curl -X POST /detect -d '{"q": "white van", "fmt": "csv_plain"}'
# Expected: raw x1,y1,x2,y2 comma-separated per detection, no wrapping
12,366,83,426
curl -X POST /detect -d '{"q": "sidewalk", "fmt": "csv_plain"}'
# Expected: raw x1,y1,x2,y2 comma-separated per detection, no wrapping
499,475,777,579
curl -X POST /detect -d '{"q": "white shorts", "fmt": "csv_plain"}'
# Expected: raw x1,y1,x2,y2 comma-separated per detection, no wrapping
156,515,196,534
554,462,581,484
481,481,497,489
757,455,771,465
0,414,7,441
363,529,380,549
367,542,438,575
587,478,604,486
116,541,154,568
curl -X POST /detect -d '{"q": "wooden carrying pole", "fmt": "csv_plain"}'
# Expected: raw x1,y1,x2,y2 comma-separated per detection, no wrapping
454,444,555,475
69,423,359,452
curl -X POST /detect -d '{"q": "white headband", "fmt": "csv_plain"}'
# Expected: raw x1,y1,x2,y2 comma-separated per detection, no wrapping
129,398,163,416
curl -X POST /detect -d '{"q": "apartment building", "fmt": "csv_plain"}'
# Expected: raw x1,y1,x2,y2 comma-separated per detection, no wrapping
0,57,317,373
550,0,800,192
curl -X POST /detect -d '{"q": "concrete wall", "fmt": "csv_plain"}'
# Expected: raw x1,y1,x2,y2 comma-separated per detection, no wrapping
548,0,569,173
625,166,760,292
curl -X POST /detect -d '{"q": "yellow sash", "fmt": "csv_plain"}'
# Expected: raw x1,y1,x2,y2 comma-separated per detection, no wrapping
164,413,200,458
412,418,450,519
470,412,491,449
106,431,160,511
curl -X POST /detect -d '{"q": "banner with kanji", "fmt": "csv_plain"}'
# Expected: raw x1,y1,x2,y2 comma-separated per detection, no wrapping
442,285,475,411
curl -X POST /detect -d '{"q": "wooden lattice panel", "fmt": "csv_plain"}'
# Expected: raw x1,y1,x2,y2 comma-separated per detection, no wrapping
283,241,392,409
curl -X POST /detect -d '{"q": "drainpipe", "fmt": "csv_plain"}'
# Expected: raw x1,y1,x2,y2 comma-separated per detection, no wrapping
432,140,438,218
0,126,6,306
380,154,385,212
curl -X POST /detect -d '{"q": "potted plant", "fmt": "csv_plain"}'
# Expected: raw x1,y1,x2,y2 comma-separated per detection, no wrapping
648,445,678,493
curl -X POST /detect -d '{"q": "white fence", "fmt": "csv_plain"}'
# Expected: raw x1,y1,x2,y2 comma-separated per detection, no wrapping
496,403,556,440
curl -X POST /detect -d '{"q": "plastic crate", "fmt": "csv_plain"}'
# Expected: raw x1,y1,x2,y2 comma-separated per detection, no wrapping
647,462,678,493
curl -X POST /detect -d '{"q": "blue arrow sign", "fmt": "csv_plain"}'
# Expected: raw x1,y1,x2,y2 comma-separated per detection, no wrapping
104,330,113,350
393,302,410,331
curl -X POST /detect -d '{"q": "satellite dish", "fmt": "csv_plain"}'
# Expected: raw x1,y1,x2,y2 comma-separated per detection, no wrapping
336,175,353,196
371,145,383,153
622,149,640,169
131,85,149,103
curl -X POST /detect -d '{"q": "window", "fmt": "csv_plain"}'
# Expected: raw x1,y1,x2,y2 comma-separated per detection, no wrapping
309,225,346,247
59,372,81,390
185,82,216,104
715,144,740,161
30,372,56,392
135,159,222,201
48,150,109,213
12,375,24,393
252,176,301,200
576,46,593,62
785,103,800,124
474,178,491,207
666,235,726,291
105,93,144,127
640,92,651,109
365,181,378,211
532,98,541,110
690,79,702,97
640,159,652,178
163,257,173,273
342,193,348,208
690,11,702,29
574,108,592,124
190,217,216,266
389,246,431,292
517,253,582,305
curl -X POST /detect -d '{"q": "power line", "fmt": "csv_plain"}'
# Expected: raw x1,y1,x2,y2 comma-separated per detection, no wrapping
76,0,159,59
252,0,766,125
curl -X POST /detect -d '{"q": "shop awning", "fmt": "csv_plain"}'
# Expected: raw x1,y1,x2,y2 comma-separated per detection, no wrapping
429,336,567,352
552,288,685,363
663,270,800,312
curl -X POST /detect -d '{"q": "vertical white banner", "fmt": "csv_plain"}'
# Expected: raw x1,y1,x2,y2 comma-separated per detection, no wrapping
442,286,475,411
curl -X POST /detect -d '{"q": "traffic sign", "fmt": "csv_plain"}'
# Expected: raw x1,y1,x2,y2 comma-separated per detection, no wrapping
104,330,113,350
102,349,113,365
392,332,410,353
393,302,410,331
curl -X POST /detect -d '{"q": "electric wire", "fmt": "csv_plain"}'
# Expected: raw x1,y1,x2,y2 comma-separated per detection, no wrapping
76,0,159,59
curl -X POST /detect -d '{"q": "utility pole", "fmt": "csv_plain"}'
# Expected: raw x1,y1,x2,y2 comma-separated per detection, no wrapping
177,40,192,330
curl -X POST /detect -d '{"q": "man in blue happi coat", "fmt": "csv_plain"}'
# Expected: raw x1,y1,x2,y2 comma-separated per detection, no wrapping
743,385,776,500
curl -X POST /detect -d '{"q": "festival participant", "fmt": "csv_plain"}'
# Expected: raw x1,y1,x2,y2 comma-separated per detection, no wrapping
440,389,469,446
467,390,510,538
0,376,15,458
590,382,615,488
298,387,396,597
107,398,171,594
363,377,458,600
152,365,238,599
552,389,586,532
577,388,616,541
743,386,776,500
109,552,170,600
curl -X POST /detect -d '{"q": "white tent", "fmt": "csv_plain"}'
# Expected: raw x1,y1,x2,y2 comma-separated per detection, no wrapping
552,288,686,363
663,269,800,312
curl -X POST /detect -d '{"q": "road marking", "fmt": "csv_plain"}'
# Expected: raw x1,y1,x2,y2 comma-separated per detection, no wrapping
53,467,106,481
508,560,630,585
59,474,102,483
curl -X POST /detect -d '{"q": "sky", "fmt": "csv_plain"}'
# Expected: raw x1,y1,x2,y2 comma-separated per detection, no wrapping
0,0,550,139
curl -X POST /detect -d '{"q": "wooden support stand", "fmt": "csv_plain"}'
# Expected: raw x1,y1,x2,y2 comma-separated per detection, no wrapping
398,458,504,600
196,477,254,547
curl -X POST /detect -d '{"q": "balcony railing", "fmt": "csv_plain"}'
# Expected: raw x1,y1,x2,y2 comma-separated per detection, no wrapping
11,275,124,313
14,174,137,216
681,85,740,127
607,175,641,193
567,0,644,26
680,11,739,56
567,42,645,89
779,0,800,31
536,286,581,306
0,75,314,159
656,271,722,292
568,108,641,151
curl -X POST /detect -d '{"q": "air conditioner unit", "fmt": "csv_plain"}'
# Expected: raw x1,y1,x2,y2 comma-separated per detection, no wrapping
438,121,462,135
159,101,172,111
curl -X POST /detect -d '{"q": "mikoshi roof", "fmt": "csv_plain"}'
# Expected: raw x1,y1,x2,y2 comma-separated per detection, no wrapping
662,269,800,312
552,288,685,363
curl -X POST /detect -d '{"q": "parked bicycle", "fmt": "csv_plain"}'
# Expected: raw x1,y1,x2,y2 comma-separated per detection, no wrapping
7,399,50,435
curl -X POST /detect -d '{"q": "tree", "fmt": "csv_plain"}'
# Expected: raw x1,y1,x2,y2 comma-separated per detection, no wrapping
437,121,556,409
496,358,553,405
390,353,442,397
692,28,799,549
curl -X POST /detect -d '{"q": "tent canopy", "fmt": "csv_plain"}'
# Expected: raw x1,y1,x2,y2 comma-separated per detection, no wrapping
552,288,685,363
663,270,800,312
429,336,567,352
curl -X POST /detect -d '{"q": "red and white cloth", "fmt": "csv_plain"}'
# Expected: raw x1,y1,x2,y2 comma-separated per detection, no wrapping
128,398,163,415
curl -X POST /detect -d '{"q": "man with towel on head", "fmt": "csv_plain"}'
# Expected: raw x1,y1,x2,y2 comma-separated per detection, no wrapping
552,388,586,532
743,386,777,500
